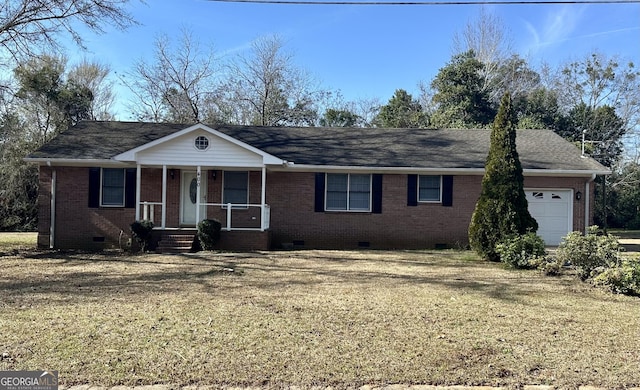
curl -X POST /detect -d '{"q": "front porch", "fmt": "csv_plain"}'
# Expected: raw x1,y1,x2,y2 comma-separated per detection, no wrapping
134,165,271,250
109,124,286,251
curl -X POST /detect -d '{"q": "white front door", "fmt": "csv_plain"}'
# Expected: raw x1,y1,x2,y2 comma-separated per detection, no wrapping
526,189,573,246
181,171,207,226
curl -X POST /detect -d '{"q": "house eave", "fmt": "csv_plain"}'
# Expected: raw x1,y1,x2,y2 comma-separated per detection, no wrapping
268,163,611,176
266,164,484,174
24,158,130,167
522,168,611,176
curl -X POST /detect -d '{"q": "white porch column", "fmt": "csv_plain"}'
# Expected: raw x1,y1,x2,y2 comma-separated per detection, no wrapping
161,165,167,229
135,164,141,221
260,166,266,231
195,165,201,224
50,168,56,249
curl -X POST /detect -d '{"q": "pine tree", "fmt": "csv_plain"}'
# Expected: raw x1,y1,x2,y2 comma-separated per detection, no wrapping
468,92,538,261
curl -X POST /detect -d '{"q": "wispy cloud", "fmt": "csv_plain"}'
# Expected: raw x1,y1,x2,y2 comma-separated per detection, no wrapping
523,5,585,53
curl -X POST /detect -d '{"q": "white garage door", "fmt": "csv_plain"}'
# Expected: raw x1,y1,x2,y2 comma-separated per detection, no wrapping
525,189,573,246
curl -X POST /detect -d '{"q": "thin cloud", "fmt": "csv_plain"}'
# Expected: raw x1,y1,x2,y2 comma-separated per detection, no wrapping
523,5,585,53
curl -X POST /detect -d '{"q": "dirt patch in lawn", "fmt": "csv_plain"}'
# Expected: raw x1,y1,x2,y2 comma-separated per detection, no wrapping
1,247,639,388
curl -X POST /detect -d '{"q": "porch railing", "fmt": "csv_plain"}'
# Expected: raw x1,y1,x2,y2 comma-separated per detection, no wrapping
141,201,162,223
139,201,270,231
202,203,270,231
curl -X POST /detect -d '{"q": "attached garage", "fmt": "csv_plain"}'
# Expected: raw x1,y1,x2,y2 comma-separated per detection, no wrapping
526,189,573,246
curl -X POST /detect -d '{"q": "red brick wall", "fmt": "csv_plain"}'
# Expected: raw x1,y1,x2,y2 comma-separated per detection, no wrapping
39,167,136,250
266,172,594,249
38,166,596,250
266,172,479,249
40,167,269,250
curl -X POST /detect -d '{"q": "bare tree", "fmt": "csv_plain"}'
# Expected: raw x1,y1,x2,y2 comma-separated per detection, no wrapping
122,28,219,123
556,52,640,130
0,0,137,61
224,35,322,126
452,8,514,102
553,52,640,162
68,59,115,120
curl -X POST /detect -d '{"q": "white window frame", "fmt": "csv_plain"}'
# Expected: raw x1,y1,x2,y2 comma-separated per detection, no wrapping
418,175,442,203
194,135,210,151
222,171,249,209
100,168,126,207
325,173,372,212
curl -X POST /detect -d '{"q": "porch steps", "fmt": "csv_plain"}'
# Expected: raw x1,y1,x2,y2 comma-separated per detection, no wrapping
156,233,195,253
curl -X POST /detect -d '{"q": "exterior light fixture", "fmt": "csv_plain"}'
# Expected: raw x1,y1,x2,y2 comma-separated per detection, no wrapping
576,191,582,201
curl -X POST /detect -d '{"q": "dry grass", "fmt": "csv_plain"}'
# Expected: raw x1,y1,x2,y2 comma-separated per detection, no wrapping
0,235,639,388
0,232,37,250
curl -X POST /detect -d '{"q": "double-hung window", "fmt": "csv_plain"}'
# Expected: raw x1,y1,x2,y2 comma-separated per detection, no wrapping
326,173,371,211
101,168,125,207
223,171,249,208
418,175,441,202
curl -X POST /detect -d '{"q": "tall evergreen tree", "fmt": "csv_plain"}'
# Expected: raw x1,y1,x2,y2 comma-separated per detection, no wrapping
468,92,538,261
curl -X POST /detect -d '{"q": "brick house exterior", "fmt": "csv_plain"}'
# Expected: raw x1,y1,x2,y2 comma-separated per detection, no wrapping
26,121,609,251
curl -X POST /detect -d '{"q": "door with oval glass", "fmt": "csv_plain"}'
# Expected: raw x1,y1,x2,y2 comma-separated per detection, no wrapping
181,171,207,226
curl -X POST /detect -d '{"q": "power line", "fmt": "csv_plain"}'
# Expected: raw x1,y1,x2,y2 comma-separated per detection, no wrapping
206,0,640,5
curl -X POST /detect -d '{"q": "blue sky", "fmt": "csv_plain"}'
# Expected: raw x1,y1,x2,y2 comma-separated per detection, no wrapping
68,0,640,120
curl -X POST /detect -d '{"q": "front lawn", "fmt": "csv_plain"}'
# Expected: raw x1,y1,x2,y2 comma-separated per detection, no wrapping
0,246,639,388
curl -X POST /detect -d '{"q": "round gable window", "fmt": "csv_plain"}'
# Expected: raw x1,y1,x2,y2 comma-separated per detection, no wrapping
194,136,209,151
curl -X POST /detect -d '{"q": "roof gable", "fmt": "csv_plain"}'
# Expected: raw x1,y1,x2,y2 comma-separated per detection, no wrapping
115,124,283,166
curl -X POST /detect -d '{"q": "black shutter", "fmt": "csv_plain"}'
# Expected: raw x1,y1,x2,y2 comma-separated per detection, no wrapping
372,174,383,214
314,173,325,212
88,167,100,208
407,174,418,206
125,168,136,209
442,175,453,207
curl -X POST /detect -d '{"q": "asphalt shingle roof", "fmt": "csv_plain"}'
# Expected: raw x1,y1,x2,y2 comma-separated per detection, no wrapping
28,121,609,172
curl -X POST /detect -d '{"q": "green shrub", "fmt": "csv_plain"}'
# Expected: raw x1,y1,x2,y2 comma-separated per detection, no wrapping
130,220,154,252
531,256,564,276
556,226,623,280
197,218,222,250
592,258,640,296
495,233,546,269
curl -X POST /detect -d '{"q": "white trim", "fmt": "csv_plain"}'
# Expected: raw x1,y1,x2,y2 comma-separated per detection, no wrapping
135,165,141,220
50,169,56,249
261,166,267,231
161,165,167,229
25,158,129,167
325,173,372,212
269,163,611,177
194,135,210,151
25,157,611,177
417,174,442,203
113,124,283,165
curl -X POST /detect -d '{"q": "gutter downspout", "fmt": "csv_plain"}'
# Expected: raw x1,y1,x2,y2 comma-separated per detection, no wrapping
585,173,596,234
47,161,56,249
